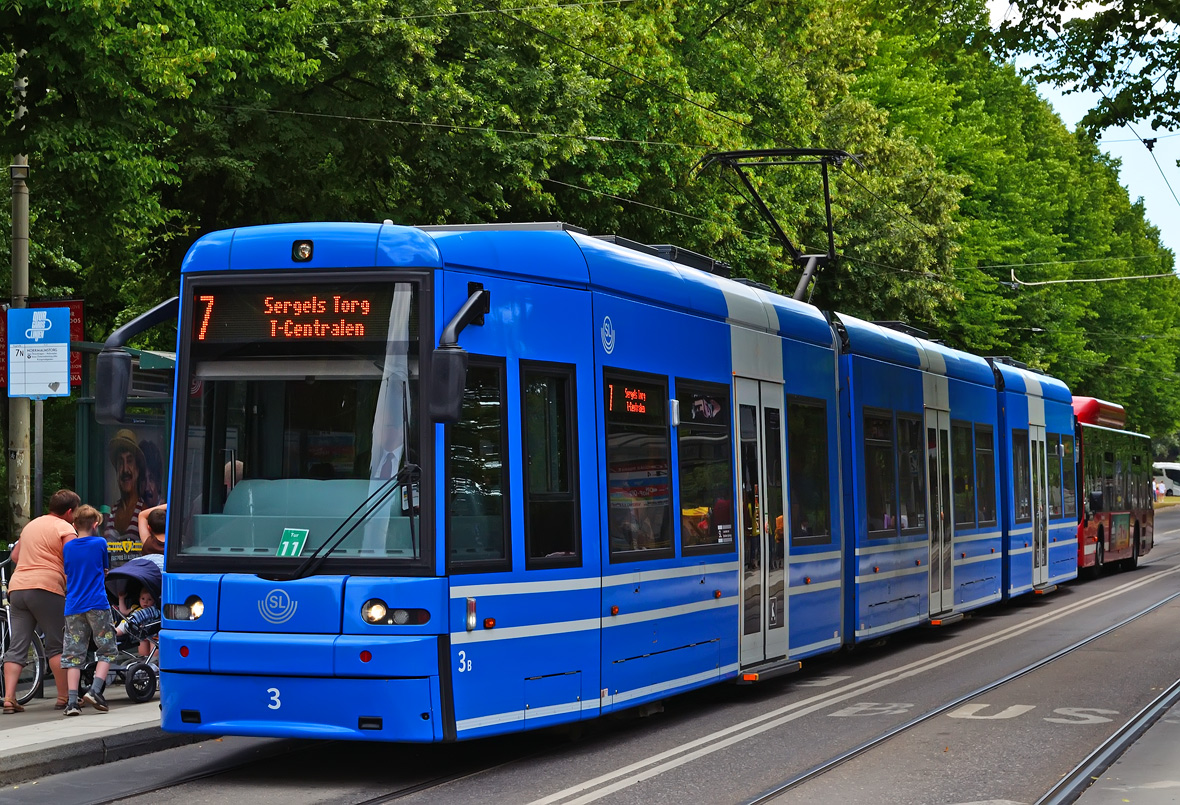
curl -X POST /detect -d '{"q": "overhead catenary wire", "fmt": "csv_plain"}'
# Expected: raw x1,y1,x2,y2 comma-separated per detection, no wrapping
1009,268,1177,286
833,166,936,238
487,2,761,137
542,177,765,236
545,178,944,279
973,255,1156,269
1075,51,1180,213
211,105,706,149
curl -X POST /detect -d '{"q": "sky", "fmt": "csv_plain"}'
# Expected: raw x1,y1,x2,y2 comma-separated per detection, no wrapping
986,1,1180,260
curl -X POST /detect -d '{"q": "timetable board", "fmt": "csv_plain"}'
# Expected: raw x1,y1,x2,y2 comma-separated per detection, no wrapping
7,308,71,398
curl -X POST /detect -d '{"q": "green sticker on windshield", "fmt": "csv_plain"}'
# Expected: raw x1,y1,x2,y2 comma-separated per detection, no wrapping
277,528,309,557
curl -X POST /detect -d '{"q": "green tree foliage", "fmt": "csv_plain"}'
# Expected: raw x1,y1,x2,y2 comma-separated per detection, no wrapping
997,1,1180,131
2,0,1180,500
1,0,326,340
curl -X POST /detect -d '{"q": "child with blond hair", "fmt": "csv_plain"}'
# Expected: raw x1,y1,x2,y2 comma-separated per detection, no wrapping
61,505,117,715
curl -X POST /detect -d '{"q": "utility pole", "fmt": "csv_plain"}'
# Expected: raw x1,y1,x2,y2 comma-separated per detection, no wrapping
9,53,31,537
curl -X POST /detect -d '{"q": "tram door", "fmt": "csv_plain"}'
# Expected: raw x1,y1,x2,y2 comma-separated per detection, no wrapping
1030,425,1049,585
736,378,788,666
925,409,954,615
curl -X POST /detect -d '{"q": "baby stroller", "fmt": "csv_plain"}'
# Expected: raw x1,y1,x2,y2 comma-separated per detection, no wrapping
82,557,162,703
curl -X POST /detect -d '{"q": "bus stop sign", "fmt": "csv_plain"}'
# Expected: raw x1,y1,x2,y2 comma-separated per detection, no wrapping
7,307,71,398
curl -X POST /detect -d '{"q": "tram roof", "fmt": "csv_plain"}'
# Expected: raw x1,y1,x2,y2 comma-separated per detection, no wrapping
988,359,1072,403
182,221,836,348
833,313,997,386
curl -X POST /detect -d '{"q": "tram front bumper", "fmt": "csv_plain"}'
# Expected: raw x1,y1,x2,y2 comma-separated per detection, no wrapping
159,631,444,741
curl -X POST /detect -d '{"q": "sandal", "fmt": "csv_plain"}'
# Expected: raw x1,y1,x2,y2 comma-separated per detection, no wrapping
3,700,24,714
54,697,68,710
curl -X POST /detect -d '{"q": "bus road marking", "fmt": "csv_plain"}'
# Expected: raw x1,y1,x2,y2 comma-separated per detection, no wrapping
796,675,851,687
948,704,1036,720
529,562,1180,805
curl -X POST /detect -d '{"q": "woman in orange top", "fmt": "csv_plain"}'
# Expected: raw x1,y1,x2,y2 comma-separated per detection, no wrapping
2,489,79,713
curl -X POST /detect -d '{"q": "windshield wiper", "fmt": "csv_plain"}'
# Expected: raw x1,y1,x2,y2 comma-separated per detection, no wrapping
286,463,421,581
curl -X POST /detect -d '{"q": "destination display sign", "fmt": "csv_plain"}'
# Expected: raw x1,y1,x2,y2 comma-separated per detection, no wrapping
605,377,665,425
192,284,402,344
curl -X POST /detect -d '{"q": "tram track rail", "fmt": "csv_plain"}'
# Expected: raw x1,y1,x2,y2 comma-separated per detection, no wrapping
534,558,1180,805
741,588,1180,805
80,728,550,805
46,525,1180,805
80,739,319,805
1036,676,1180,805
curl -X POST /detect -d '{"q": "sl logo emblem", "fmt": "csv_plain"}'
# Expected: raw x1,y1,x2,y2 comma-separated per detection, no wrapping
259,589,298,624
600,316,616,354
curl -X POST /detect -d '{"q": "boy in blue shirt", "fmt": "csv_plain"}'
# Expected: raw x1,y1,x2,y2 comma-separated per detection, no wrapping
62,504,117,716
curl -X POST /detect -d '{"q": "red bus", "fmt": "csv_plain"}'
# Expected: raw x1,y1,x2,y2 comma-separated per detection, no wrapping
1073,397,1153,574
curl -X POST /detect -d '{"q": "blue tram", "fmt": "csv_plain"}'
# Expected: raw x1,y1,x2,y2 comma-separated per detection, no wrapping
96,221,1078,742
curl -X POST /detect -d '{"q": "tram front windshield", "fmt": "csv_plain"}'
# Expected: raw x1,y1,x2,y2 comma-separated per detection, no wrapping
177,280,423,565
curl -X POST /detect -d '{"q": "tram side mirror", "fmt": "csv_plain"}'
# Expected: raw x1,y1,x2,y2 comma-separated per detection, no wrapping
95,349,132,425
429,347,469,423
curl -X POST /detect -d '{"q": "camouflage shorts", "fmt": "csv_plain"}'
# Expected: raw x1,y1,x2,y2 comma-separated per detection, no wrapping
62,609,118,668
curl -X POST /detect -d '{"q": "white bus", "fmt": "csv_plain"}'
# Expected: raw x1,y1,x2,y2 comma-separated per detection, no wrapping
1153,462,1180,497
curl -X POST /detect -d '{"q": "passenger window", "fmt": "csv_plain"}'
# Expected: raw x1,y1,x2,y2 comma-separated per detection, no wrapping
952,422,976,527
976,425,996,525
677,380,735,554
896,415,926,533
1047,433,1063,518
864,411,897,537
522,363,580,569
447,359,508,569
1013,429,1031,524
605,371,673,561
1128,450,1137,507
786,397,831,545
1114,451,1125,508
1103,450,1115,511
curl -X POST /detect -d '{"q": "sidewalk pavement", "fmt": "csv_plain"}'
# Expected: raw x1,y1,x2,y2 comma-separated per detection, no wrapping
0,683,199,786
1074,699,1180,804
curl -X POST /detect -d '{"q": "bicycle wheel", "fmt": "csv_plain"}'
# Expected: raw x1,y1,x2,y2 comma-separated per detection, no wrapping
0,618,45,705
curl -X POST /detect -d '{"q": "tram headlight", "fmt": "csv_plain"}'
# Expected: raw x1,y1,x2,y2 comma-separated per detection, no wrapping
362,599,388,624
360,600,430,626
165,595,205,621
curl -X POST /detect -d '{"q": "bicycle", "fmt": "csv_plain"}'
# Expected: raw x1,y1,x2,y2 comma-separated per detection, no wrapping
0,558,47,706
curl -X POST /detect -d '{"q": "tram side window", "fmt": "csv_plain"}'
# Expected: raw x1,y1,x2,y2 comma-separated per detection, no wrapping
1062,434,1076,516
522,363,580,569
677,380,735,554
896,415,926,533
952,422,976,527
786,397,831,546
447,359,509,570
1013,429,1031,524
976,425,996,525
864,411,897,537
605,371,673,561
1046,433,1063,518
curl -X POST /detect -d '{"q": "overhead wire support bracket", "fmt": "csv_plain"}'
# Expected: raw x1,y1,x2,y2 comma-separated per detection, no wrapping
699,148,862,301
